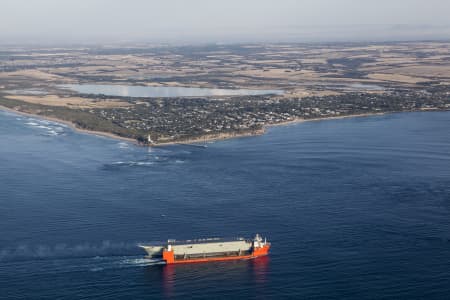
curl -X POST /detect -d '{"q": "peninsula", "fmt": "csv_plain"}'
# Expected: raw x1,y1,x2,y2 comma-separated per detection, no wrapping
1,42,449,145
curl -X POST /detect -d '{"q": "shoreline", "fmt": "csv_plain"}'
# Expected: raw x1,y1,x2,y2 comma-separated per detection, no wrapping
0,106,444,147
0,105,138,144
154,129,266,146
269,112,387,127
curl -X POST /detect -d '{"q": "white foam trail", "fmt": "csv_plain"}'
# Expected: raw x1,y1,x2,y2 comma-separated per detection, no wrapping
120,258,165,266
81,257,165,272
0,241,141,262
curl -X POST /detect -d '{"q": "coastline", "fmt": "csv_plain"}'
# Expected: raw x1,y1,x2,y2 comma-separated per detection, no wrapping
269,112,388,127
162,112,389,146
0,105,138,144
0,106,444,147
0,104,264,146
154,129,266,146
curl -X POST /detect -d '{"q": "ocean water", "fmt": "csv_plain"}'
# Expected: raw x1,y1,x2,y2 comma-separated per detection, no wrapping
1,110,450,299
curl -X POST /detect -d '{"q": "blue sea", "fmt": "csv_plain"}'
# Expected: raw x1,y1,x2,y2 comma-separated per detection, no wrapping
1,110,450,299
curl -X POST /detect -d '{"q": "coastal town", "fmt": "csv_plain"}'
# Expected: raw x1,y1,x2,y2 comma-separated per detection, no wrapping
1,87,449,144
76,88,450,144
0,42,449,144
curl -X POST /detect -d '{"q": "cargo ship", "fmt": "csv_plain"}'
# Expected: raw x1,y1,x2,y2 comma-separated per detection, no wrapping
139,234,270,264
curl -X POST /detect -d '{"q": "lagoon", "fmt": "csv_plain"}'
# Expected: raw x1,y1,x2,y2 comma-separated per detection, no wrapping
61,84,284,98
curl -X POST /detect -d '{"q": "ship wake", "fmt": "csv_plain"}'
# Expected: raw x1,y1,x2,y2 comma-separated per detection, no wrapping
0,241,149,263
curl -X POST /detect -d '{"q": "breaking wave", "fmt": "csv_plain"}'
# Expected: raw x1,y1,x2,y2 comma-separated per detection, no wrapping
24,117,68,136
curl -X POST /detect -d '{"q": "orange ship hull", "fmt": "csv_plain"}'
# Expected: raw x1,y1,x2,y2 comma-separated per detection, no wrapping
163,244,270,265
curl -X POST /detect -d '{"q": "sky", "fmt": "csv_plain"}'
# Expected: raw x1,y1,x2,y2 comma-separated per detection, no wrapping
1,0,450,44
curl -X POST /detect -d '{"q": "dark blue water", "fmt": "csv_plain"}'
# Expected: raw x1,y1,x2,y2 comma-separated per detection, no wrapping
1,110,450,299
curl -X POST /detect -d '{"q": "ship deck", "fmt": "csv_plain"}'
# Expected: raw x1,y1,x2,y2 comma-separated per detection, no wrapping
167,237,249,245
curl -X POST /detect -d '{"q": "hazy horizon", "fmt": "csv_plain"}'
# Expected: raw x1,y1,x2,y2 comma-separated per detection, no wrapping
1,0,450,44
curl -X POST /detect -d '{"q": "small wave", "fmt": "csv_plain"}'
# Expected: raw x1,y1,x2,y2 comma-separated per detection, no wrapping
89,267,104,272
104,160,155,169
46,130,59,136
114,161,154,166
136,161,154,166
118,142,130,149
101,147,191,171
103,156,189,170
